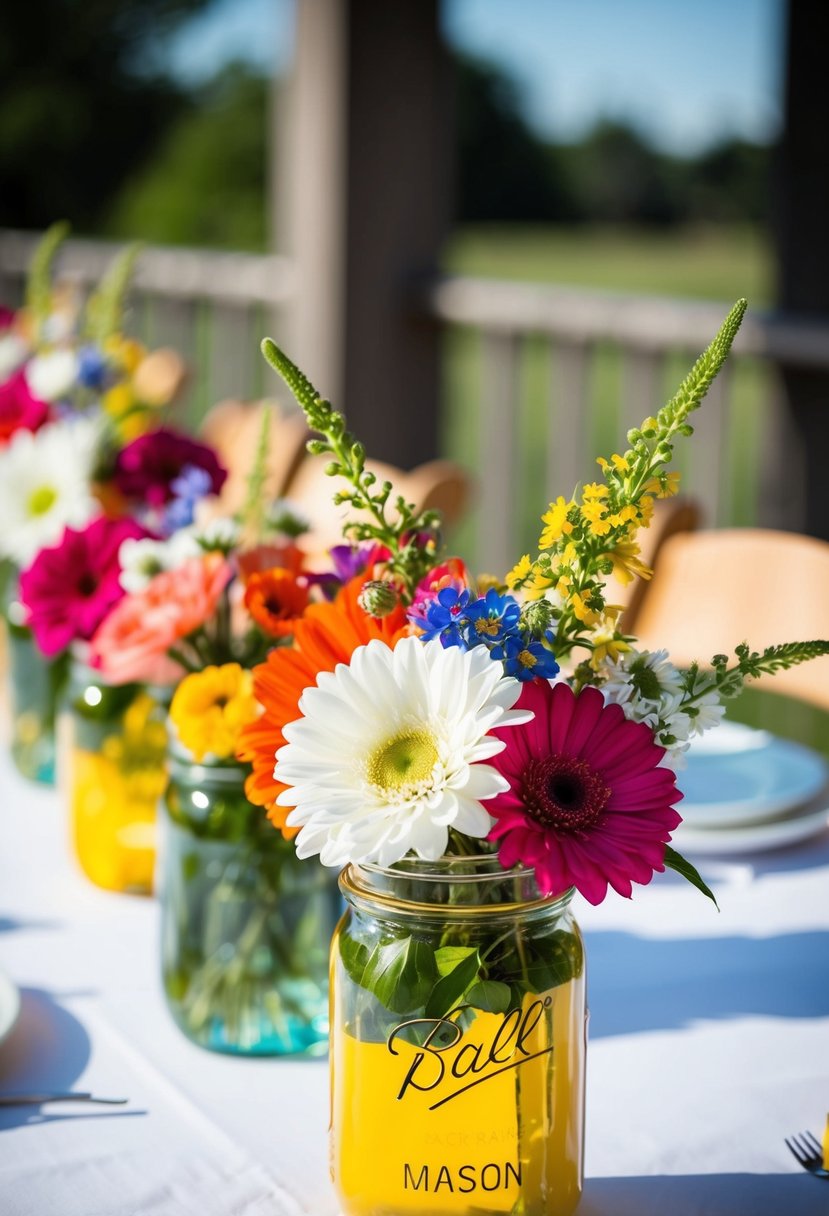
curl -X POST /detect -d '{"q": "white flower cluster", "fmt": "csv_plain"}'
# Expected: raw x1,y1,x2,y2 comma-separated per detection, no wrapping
601,648,725,770
118,516,241,592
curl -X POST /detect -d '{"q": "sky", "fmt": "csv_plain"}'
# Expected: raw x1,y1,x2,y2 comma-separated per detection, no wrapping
164,0,784,155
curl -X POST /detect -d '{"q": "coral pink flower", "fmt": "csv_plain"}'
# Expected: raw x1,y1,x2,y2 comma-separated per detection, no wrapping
0,370,50,445
90,553,232,685
19,516,148,656
113,427,227,508
486,680,683,905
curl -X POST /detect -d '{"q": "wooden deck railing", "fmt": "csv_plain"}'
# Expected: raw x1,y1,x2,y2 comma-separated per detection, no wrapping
3,229,829,571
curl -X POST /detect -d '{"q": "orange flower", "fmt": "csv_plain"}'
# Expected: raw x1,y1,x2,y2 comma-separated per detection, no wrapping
244,568,311,637
238,542,305,583
237,569,410,833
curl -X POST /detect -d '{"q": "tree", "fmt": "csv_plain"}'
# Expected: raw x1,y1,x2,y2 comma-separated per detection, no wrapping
0,0,209,231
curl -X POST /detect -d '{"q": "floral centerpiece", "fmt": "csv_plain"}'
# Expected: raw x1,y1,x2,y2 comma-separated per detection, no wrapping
228,300,829,1216
83,461,341,1052
0,224,209,785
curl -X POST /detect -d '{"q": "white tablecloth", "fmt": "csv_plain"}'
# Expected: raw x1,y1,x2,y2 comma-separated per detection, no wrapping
0,747,828,1215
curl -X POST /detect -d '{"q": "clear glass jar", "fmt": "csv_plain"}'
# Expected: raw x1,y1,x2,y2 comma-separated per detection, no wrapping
331,857,587,1216
62,658,168,893
159,751,341,1056
4,586,68,785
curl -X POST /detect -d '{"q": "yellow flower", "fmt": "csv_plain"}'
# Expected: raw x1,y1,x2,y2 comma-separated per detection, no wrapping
588,608,630,670
170,664,260,761
604,539,653,586
580,498,611,537
637,494,655,527
571,591,600,627
539,497,573,549
607,504,638,528
105,335,145,375
598,453,630,475
506,554,534,589
582,482,608,500
476,572,504,595
643,471,681,499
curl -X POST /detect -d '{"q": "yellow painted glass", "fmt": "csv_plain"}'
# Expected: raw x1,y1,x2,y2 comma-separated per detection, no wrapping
63,662,168,894
331,861,586,1216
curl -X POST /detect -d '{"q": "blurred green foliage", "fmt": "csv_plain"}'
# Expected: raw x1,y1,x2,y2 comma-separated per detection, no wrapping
0,17,771,247
0,0,210,231
107,65,269,250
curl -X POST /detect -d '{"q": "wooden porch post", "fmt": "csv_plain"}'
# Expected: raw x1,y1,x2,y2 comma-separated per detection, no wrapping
274,0,451,466
772,1,829,539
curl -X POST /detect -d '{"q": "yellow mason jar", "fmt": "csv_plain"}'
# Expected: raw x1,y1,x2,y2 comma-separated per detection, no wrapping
62,657,169,893
331,857,586,1216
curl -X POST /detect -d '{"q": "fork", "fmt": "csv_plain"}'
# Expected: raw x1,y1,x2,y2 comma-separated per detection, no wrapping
785,1130,829,1178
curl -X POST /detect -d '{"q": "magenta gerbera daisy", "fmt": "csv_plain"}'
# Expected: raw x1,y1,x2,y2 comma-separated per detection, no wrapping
19,515,150,657
486,680,683,905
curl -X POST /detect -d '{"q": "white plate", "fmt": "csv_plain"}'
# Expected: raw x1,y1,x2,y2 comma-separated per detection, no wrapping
674,800,829,856
678,732,829,828
0,970,20,1046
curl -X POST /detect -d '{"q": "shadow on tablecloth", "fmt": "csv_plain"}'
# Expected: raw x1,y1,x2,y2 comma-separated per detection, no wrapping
581,1172,827,1215
586,929,829,1037
0,986,93,1130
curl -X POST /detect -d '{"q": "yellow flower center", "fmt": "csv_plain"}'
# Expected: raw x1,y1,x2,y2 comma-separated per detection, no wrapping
474,618,500,637
367,730,439,792
28,485,57,516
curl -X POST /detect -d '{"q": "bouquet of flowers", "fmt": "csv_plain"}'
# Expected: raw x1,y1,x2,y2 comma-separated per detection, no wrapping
224,303,829,1212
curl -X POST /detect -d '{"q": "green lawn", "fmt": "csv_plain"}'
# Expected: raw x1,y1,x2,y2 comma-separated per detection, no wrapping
439,225,775,569
445,223,772,305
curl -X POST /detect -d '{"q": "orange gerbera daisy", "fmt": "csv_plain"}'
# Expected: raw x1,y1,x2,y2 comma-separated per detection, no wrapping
237,568,410,834
244,568,311,637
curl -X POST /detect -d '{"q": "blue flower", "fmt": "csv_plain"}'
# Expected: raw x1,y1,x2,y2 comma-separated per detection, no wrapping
411,587,473,648
464,588,522,646
77,345,110,391
492,632,561,682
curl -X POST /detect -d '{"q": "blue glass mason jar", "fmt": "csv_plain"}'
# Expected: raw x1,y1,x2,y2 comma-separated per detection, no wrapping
3,581,68,785
159,746,341,1056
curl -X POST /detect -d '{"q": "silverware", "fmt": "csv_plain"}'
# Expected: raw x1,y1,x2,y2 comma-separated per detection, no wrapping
0,1092,127,1107
785,1130,829,1178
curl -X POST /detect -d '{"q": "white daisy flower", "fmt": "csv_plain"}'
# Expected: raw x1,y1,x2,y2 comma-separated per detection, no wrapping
602,648,693,768
685,689,726,737
119,530,202,593
196,515,242,553
275,636,534,869
25,349,79,402
0,418,99,567
0,333,29,380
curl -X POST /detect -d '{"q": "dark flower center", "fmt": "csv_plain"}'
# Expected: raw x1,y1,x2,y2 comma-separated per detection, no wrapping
522,754,611,834
77,573,97,598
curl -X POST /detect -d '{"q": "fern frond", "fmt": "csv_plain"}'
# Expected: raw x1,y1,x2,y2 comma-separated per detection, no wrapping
85,243,141,343
25,221,70,322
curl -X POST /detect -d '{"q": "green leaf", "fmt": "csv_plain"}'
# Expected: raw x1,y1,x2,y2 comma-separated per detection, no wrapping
361,936,438,1014
340,933,369,987
664,845,719,909
466,980,511,1014
424,949,481,1019
434,945,477,978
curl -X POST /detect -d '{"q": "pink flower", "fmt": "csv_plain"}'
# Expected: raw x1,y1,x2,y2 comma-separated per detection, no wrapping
19,516,149,656
0,370,50,446
486,680,683,905
90,554,232,685
409,557,471,624
0,307,15,331
113,427,227,508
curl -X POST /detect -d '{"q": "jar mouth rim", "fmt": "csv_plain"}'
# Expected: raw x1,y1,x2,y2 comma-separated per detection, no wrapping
343,859,575,917
357,855,539,883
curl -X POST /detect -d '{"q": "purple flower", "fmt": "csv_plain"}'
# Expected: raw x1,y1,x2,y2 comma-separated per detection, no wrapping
113,427,227,509
77,346,110,392
491,632,561,682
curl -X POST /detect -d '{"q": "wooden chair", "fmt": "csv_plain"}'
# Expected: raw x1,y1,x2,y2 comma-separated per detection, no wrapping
610,496,702,632
200,398,311,514
200,398,471,560
282,454,471,563
632,528,829,711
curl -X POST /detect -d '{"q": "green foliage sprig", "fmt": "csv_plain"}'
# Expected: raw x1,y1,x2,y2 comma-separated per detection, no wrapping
25,221,70,336
261,338,442,597
683,640,829,704
85,243,141,345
